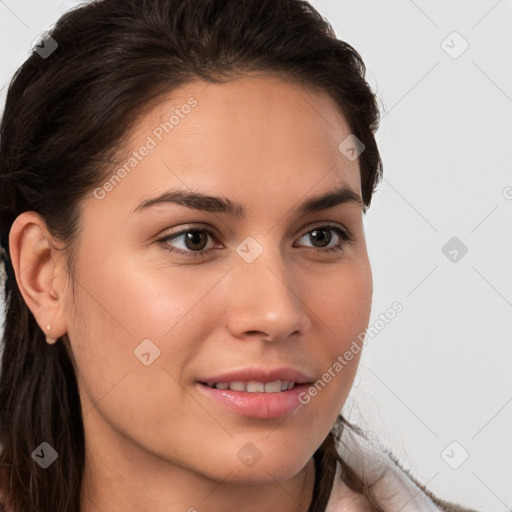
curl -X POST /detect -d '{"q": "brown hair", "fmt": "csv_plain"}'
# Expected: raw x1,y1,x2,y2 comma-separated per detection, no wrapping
0,0,385,510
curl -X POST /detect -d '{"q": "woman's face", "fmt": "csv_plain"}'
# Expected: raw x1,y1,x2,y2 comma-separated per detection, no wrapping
63,74,373,484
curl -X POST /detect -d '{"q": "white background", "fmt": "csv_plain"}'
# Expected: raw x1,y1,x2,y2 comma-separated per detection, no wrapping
1,1,511,510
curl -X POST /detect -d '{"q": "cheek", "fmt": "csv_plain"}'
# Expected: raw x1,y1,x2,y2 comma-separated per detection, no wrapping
72,249,225,349
302,260,371,404
65,264,208,457
309,259,372,348
65,254,228,414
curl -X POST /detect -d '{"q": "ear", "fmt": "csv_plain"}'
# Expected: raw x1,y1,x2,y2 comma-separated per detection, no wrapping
8,211,69,344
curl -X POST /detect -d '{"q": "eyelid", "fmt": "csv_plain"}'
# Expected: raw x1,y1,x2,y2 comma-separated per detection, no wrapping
158,221,353,258
160,221,352,242
297,221,354,242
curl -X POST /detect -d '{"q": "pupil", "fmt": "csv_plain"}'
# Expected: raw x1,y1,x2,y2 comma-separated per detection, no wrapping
185,231,207,250
311,229,331,247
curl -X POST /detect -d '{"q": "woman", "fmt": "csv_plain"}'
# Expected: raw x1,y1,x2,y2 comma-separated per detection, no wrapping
0,0,479,510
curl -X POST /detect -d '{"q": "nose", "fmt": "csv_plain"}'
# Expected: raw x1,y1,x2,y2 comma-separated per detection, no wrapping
224,245,312,343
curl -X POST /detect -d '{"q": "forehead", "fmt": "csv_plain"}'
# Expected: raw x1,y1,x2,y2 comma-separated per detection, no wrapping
88,73,362,218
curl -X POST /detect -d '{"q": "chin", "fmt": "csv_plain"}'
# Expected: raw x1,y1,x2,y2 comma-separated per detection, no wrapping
227,451,311,485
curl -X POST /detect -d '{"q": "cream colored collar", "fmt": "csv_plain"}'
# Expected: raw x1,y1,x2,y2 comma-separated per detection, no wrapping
325,430,443,511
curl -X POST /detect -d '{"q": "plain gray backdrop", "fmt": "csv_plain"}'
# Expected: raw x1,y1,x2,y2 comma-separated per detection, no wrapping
1,1,511,510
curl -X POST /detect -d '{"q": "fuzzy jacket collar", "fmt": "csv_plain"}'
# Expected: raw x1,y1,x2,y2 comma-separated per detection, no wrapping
325,430,479,512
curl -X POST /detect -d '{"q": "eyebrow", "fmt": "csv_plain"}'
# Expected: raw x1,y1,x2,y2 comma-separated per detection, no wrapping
131,184,364,217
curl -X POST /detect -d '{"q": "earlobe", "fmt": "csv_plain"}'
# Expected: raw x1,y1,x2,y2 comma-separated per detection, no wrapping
8,211,68,344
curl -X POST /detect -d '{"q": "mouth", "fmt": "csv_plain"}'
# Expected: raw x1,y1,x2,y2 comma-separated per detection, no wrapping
195,380,313,419
198,380,299,392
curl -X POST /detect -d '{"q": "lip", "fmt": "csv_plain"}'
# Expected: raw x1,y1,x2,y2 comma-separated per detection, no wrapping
195,382,312,419
195,366,315,420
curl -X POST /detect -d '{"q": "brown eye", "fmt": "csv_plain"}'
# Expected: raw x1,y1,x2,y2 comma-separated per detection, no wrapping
159,228,218,258
296,224,352,253
308,228,333,248
182,230,209,251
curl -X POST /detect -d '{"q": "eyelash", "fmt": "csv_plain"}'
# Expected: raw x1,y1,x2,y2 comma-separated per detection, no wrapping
157,224,354,259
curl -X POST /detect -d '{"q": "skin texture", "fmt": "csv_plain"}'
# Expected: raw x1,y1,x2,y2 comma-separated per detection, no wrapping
9,73,373,511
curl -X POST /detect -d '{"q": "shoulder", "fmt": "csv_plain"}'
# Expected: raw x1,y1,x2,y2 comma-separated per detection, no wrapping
325,431,480,512
396,466,480,512
384,450,481,512
325,467,373,511
325,455,374,512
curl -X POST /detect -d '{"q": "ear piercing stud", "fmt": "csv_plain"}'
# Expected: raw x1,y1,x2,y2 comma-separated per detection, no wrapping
45,323,57,344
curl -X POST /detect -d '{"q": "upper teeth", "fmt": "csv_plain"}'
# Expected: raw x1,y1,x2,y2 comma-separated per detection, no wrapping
209,380,296,392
